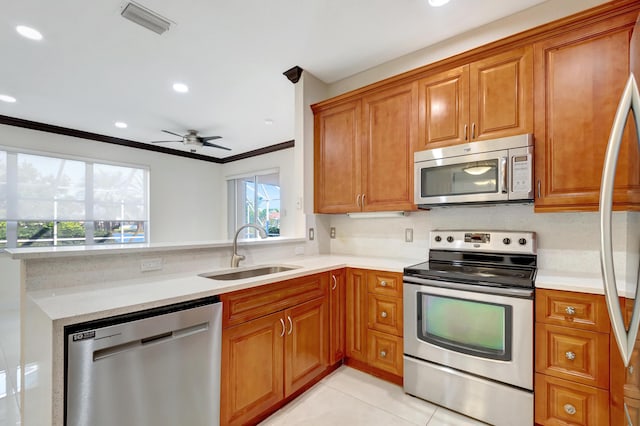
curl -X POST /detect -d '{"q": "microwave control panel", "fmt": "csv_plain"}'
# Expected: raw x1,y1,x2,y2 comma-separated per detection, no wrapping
511,154,532,193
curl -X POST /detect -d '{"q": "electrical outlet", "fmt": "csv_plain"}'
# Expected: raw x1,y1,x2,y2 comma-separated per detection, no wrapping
405,228,413,243
140,258,162,272
330,227,336,239
308,228,315,240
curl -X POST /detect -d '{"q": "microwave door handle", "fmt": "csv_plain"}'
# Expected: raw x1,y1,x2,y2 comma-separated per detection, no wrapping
500,157,508,194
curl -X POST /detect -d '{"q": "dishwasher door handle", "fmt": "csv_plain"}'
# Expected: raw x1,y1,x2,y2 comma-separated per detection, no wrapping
93,322,209,362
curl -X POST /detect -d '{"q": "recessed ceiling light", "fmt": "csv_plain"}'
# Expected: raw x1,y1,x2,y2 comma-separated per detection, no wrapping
428,0,450,6
16,25,43,41
114,121,128,129
264,119,274,125
0,94,17,103
172,82,189,93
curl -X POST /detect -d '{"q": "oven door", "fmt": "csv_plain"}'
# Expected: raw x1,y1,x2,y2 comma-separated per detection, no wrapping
404,277,533,390
414,150,508,205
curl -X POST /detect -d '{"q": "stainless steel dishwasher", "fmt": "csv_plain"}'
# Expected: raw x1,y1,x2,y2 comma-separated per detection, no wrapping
65,296,222,426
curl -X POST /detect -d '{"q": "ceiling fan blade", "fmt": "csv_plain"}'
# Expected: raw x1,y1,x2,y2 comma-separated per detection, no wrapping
151,140,182,143
162,130,185,138
200,135,222,141
202,141,231,150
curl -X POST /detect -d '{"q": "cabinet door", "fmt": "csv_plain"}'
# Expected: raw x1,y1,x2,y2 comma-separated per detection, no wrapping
221,312,284,426
469,46,533,141
314,99,362,213
417,65,469,150
284,297,329,397
346,268,368,362
329,269,346,365
361,82,417,211
534,12,640,212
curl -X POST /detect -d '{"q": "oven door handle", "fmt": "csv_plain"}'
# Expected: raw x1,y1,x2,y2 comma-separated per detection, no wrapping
403,276,534,298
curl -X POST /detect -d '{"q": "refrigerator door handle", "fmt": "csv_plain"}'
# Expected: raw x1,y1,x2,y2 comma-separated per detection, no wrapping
600,73,640,367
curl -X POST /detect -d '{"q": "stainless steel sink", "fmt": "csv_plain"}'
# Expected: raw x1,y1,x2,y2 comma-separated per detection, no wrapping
199,264,301,281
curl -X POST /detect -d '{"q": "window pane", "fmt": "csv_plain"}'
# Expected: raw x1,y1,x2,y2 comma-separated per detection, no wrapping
256,173,280,236
229,172,280,238
0,151,6,220
16,221,86,247
93,164,146,221
17,154,85,220
0,221,6,248
94,221,146,244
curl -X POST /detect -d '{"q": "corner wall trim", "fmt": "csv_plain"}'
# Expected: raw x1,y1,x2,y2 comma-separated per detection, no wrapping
0,114,294,163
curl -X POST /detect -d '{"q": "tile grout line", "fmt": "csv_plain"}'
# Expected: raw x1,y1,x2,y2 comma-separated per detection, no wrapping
322,380,427,426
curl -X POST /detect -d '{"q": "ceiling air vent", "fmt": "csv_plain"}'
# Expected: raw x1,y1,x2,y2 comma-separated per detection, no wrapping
121,2,171,35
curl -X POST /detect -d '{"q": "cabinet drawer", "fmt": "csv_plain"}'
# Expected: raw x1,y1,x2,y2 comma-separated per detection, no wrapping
534,373,609,426
366,329,403,377
536,289,609,333
367,271,402,297
535,323,609,389
367,294,402,336
220,273,328,327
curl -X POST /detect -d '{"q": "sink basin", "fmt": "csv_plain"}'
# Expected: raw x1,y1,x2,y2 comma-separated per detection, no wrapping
200,264,301,281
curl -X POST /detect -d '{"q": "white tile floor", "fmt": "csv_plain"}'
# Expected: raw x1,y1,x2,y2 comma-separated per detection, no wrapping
260,366,488,426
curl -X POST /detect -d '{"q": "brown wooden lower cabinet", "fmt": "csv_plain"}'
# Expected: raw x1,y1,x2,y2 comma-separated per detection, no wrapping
220,273,330,426
346,268,403,384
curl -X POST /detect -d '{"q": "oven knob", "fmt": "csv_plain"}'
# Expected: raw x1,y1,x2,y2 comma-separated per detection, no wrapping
503,238,511,245
518,238,527,246
446,236,454,243
435,236,442,242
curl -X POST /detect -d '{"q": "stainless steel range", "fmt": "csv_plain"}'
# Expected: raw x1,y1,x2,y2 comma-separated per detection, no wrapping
403,230,536,426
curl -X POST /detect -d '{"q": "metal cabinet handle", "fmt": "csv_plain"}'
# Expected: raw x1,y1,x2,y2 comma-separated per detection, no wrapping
537,180,541,199
331,274,337,290
381,311,388,318
362,193,366,207
379,350,387,358
564,404,576,415
356,194,361,208
287,316,293,335
464,124,468,141
380,280,387,287
625,402,633,426
565,306,576,316
565,351,576,360
471,122,476,139
630,365,635,375
279,318,285,337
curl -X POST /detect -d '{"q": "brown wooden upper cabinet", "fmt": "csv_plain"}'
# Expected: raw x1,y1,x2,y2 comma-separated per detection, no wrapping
534,10,640,212
417,46,533,151
313,82,417,213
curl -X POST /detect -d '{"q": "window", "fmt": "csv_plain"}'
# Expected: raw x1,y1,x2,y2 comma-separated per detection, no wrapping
227,170,280,238
0,148,148,248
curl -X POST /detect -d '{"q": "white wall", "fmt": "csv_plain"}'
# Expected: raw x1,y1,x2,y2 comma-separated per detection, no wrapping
328,0,610,96
0,123,224,242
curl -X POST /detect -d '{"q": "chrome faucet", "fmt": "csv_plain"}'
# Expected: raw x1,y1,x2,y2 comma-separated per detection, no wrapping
231,224,268,267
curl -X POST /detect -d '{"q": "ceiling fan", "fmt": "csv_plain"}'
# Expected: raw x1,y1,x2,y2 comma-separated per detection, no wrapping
151,129,231,151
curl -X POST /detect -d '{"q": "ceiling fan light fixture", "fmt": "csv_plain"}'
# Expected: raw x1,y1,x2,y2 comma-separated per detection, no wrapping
428,0,450,6
121,2,171,35
114,121,128,129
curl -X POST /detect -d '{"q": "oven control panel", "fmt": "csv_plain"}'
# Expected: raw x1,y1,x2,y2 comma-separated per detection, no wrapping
430,230,536,254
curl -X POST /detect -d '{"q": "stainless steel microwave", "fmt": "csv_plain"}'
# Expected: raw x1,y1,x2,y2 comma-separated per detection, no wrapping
414,134,534,207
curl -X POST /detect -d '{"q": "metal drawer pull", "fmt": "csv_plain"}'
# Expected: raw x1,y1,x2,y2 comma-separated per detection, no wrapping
565,351,576,360
331,274,337,290
381,311,388,318
279,318,285,337
380,350,387,358
380,280,387,287
564,404,576,415
565,306,576,316
287,316,293,335
630,365,635,375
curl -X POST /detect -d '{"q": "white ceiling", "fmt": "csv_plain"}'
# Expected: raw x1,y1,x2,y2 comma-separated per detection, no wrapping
0,0,568,159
